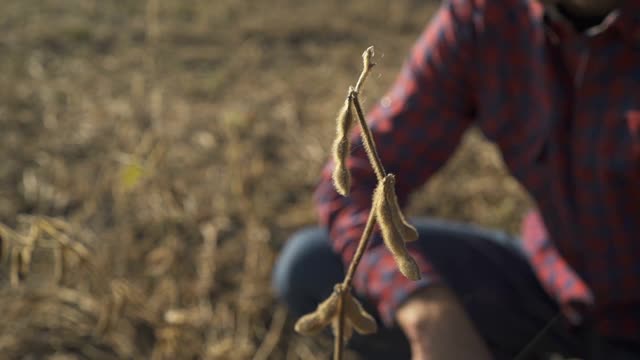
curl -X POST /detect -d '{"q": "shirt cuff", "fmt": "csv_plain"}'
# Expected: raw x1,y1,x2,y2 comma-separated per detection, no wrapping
353,238,442,327
521,210,594,325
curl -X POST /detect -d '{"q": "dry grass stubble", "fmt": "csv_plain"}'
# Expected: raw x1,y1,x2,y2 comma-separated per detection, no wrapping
0,0,531,358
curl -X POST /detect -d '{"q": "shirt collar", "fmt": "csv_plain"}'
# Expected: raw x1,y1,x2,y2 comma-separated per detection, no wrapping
541,1,640,44
614,1,640,43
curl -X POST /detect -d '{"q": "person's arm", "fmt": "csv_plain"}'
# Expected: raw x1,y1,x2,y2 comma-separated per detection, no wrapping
315,0,478,327
397,286,492,360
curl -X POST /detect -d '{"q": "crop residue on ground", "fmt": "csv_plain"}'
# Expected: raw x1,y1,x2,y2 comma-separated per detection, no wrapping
0,1,531,358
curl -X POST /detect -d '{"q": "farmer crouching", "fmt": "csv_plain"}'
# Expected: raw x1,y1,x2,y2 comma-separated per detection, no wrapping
273,0,640,359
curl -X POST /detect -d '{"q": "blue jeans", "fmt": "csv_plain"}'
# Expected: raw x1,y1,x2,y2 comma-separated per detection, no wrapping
273,218,639,359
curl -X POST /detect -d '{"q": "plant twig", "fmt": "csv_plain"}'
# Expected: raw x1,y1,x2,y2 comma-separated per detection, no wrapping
354,46,376,93
334,47,386,360
252,306,287,360
340,46,386,289
349,47,385,182
342,208,376,288
294,46,420,360
334,286,345,360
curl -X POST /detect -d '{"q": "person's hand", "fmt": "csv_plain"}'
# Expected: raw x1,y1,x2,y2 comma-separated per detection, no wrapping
396,286,492,360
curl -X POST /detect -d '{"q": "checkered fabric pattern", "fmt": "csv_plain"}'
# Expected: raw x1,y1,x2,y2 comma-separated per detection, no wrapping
314,0,640,341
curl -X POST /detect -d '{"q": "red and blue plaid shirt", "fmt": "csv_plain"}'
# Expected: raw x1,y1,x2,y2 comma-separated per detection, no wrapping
315,0,640,342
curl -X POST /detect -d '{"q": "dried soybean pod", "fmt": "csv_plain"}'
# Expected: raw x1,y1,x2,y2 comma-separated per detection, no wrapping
373,178,403,249
374,176,421,280
331,91,355,196
344,294,377,334
397,256,420,281
294,292,339,335
294,311,326,335
383,175,418,242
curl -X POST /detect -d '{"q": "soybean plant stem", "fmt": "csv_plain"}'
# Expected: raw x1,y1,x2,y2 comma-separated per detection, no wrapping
354,46,375,94
334,287,345,360
334,46,386,360
342,207,376,289
351,93,385,182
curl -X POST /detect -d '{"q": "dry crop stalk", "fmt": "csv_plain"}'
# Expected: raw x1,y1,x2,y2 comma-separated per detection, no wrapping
53,244,65,284
293,46,420,360
0,217,94,288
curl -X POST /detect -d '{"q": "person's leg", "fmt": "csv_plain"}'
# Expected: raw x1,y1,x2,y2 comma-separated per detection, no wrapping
273,219,585,359
272,227,344,318
409,218,583,359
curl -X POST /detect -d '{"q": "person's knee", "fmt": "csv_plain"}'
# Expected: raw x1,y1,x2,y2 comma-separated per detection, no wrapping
272,228,319,299
272,227,342,315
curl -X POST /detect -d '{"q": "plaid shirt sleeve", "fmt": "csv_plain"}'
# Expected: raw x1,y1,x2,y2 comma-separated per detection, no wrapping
314,0,477,326
520,210,594,325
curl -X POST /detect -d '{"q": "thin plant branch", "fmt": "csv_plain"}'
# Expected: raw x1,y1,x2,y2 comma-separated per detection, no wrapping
342,207,376,288
294,46,420,360
334,287,345,360
350,48,386,182
354,47,375,94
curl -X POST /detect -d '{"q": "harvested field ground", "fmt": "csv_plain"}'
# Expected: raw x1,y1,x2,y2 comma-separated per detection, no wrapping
0,0,532,359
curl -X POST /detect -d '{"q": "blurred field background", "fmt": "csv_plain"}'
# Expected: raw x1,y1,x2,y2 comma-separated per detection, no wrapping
0,0,533,359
